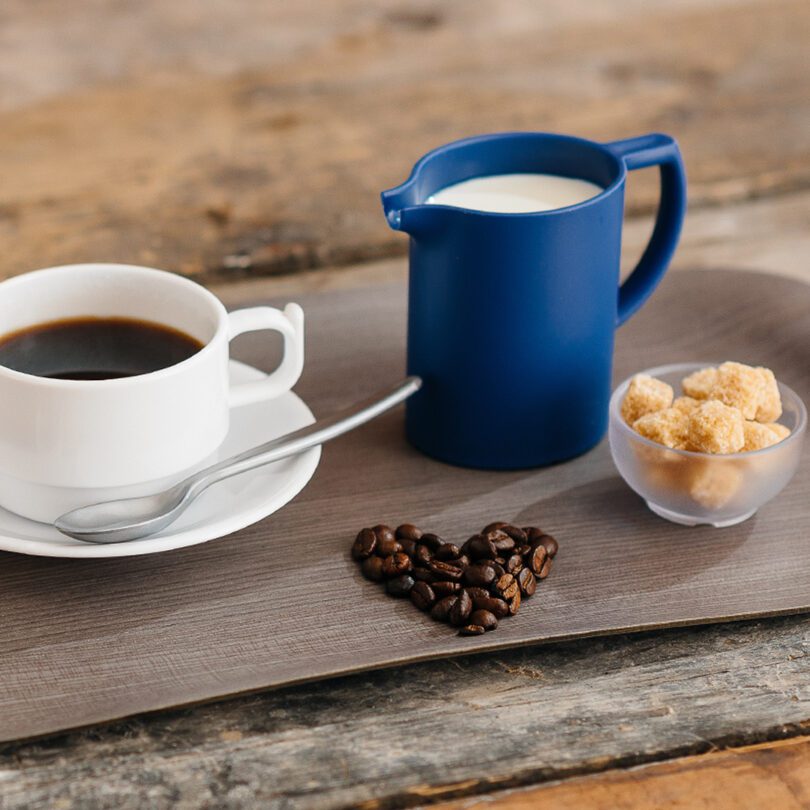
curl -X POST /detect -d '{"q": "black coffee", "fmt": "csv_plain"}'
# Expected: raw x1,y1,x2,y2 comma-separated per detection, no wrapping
0,317,204,380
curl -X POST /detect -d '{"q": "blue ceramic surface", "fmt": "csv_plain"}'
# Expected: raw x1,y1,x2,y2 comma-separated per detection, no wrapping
382,132,686,469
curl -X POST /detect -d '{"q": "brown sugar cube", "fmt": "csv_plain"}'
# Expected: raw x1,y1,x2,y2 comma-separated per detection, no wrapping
754,367,782,423
709,362,766,420
687,461,743,509
682,367,717,399
632,436,687,480
687,400,745,454
767,422,791,441
637,445,689,494
672,396,701,414
633,440,688,497
646,463,685,495
633,407,690,449
743,419,790,452
621,374,674,425
633,439,685,466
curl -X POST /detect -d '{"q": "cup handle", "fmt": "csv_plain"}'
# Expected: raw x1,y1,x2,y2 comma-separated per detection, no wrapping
227,304,304,407
604,133,687,327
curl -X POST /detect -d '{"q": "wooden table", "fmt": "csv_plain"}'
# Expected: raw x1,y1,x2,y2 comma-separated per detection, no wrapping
2,1,810,807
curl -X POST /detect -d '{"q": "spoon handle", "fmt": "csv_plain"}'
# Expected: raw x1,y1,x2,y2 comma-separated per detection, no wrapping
184,376,422,501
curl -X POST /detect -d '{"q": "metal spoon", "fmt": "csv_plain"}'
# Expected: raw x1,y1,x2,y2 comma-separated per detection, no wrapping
55,376,422,544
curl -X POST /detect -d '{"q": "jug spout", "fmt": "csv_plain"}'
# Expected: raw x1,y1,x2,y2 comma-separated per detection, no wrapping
381,181,442,238
383,204,440,237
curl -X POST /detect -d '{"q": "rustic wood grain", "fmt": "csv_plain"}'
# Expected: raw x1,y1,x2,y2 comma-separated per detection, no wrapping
433,736,810,810
1,616,810,809
623,189,810,284
0,268,808,749
3,3,808,806
1,0,809,281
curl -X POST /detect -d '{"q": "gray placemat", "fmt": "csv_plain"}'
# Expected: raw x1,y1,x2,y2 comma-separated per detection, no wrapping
1,269,808,742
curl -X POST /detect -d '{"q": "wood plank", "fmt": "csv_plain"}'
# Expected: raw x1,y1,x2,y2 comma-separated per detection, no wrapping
2,616,810,809
432,736,810,810
1,0,809,281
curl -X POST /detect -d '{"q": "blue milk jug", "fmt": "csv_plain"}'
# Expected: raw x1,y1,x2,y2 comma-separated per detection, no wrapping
382,131,686,469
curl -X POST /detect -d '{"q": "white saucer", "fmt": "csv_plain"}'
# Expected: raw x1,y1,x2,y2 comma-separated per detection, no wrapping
0,361,320,558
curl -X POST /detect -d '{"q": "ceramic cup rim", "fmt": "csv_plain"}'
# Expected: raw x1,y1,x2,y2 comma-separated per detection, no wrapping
0,263,228,390
609,361,808,460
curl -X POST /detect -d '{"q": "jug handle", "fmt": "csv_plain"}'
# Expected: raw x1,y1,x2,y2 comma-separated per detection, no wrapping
604,134,687,327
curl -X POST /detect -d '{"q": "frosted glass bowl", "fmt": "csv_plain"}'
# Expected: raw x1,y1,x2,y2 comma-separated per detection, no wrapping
609,363,806,527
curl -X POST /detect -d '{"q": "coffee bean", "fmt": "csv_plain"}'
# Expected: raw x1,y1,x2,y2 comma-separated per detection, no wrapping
386,574,415,597
373,524,396,542
382,552,412,578
489,562,506,580
517,567,536,597
459,624,486,636
538,557,553,580
493,556,506,565
435,543,461,561
503,582,519,601
413,568,435,583
469,609,498,631
429,560,463,581
449,589,473,626
485,529,515,554
414,544,433,567
465,587,491,602
484,529,515,554
410,581,435,611
398,538,417,557
494,573,518,600
528,545,547,575
396,523,423,541
420,533,445,551
526,528,558,557
459,624,485,636
482,521,508,533
508,591,521,615
351,528,377,560
493,573,515,591
432,581,462,596
524,529,544,549
464,562,496,588
446,554,470,570
505,554,523,574
430,595,457,622
467,534,497,560
471,594,509,619
361,555,384,582
494,537,515,553
525,540,542,556
540,534,559,558
376,535,402,557
501,525,527,545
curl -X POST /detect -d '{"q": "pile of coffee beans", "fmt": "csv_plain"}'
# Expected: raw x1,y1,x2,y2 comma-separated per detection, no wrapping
351,522,558,636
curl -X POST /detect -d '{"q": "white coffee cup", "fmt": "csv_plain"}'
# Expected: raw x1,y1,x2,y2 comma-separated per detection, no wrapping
0,263,305,523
